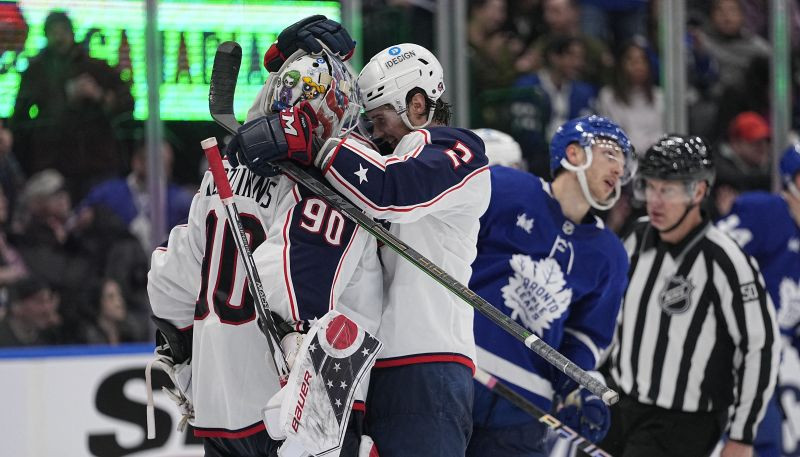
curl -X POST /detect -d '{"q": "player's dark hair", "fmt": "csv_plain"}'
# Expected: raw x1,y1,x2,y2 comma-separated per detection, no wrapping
406,88,452,126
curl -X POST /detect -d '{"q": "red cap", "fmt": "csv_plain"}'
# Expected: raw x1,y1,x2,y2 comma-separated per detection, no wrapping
729,111,770,142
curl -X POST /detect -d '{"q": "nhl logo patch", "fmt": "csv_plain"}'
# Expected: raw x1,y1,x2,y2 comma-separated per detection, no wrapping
659,275,694,315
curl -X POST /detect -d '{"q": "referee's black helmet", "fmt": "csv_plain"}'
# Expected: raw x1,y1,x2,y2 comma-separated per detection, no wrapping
637,134,715,185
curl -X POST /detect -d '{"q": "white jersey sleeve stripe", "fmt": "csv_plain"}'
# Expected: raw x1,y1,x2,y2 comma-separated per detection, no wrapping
326,165,489,214
564,328,602,368
476,346,554,399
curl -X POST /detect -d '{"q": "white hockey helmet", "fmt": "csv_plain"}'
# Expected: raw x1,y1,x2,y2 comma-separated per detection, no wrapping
255,50,361,140
358,43,445,129
473,128,525,169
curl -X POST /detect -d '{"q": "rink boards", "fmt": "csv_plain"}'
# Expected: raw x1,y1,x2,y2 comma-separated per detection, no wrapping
1,341,799,457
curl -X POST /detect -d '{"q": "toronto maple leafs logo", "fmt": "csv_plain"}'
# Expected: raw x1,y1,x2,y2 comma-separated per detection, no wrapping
778,277,800,329
516,213,534,234
501,255,572,335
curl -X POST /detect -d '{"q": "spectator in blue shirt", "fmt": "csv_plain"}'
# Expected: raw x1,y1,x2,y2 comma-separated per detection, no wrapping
516,36,597,140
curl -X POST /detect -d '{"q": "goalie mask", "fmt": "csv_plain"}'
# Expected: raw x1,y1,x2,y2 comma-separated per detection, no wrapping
260,50,361,141
549,115,635,210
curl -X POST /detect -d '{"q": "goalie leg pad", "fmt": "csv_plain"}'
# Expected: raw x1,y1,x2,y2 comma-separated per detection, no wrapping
264,310,382,456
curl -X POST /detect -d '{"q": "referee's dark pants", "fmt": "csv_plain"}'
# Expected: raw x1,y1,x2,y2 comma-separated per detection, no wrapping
600,395,727,457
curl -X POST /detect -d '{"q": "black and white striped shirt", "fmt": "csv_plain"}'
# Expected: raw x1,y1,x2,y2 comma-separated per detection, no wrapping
609,217,779,443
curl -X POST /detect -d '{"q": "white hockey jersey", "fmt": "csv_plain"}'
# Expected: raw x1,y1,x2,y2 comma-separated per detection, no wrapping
320,127,491,370
148,163,381,438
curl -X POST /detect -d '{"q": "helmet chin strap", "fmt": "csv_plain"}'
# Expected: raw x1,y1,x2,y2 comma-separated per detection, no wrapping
655,181,700,234
789,182,800,199
561,145,621,211
656,201,696,234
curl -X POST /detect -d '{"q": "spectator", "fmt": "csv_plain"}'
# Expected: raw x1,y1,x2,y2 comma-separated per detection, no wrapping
505,0,545,49
516,35,596,139
0,277,60,347
13,169,98,340
469,0,521,96
710,54,769,145
10,10,134,201
578,0,648,49
78,140,193,252
80,278,142,345
714,111,772,216
528,0,613,86
697,0,770,100
739,0,800,48
0,119,26,219
361,0,435,62
0,187,27,315
596,36,664,154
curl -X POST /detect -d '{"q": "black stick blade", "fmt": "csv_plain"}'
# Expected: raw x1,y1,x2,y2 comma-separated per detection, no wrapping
209,41,243,133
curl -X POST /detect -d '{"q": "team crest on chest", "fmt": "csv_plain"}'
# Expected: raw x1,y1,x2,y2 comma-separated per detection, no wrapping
659,275,694,315
501,254,572,335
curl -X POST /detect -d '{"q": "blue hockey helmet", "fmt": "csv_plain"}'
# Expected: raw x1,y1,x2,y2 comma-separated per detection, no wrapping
780,143,800,187
548,115,634,210
549,115,634,180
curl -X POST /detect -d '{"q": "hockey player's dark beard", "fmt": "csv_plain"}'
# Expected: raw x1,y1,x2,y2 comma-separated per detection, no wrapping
374,137,394,156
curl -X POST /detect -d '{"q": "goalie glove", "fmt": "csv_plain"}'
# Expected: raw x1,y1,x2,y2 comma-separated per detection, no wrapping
226,102,321,175
264,15,355,72
145,339,194,438
145,317,194,439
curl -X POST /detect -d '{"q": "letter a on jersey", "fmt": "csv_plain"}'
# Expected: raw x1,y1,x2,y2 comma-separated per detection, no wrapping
275,310,382,456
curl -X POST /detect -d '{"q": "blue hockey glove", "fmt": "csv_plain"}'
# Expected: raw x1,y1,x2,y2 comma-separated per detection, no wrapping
555,388,611,443
263,15,355,72
226,102,319,176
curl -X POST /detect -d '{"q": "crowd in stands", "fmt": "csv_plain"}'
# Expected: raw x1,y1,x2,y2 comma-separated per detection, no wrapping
467,0,797,232
0,1,796,347
0,10,192,347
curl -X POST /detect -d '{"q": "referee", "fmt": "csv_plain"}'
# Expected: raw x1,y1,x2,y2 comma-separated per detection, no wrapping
602,135,779,457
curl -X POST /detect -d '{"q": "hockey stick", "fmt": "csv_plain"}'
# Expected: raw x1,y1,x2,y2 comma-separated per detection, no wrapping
200,136,290,386
209,41,618,405
474,368,613,457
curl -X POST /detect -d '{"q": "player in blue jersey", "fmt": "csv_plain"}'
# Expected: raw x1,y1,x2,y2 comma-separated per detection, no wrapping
226,38,491,456
466,117,634,457
716,144,800,457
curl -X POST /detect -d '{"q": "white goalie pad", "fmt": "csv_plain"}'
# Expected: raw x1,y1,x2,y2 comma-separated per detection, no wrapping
264,310,382,456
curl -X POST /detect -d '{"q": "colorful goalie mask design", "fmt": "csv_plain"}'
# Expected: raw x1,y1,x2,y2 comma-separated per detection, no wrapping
264,50,362,141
